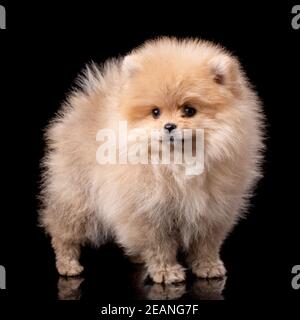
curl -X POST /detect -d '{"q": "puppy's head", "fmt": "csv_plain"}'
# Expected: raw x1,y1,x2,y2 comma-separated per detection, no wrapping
119,37,244,142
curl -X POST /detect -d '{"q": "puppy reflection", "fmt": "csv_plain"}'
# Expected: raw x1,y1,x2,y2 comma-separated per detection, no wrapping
190,277,226,300
145,283,187,300
56,265,225,300
57,276,84,300
131,265,226,300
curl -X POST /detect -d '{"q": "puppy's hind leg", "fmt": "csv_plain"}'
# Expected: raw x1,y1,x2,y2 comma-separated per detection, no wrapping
51,237,84,276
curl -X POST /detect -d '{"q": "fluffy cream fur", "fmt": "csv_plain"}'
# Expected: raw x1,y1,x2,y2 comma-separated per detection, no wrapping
40,37,264,283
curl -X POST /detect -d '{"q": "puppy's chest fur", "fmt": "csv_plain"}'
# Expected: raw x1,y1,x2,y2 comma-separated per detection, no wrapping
97,165,213,248
135,166,209,226
149,167,210,247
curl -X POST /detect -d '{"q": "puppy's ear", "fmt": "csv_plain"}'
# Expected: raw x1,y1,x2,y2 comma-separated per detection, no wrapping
122,55,141,78
210,54,242,96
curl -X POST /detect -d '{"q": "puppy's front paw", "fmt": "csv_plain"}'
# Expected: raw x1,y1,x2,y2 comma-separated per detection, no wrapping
148,264,186,284
192,260,226,278
56,259,84,276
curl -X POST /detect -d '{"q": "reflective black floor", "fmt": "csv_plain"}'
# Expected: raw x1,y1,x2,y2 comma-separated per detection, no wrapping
57,269,226,300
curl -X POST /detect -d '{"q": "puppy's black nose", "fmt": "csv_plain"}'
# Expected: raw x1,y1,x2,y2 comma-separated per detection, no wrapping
164,123,177,133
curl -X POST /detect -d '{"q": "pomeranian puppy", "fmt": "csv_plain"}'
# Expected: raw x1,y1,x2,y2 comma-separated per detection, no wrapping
40,37,264,283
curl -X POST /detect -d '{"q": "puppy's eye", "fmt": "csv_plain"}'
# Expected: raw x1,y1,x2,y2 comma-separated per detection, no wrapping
152,108,161,119
182,105,197,117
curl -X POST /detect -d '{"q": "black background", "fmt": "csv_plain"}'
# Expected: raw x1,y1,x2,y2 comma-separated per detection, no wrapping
0,0,299,312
